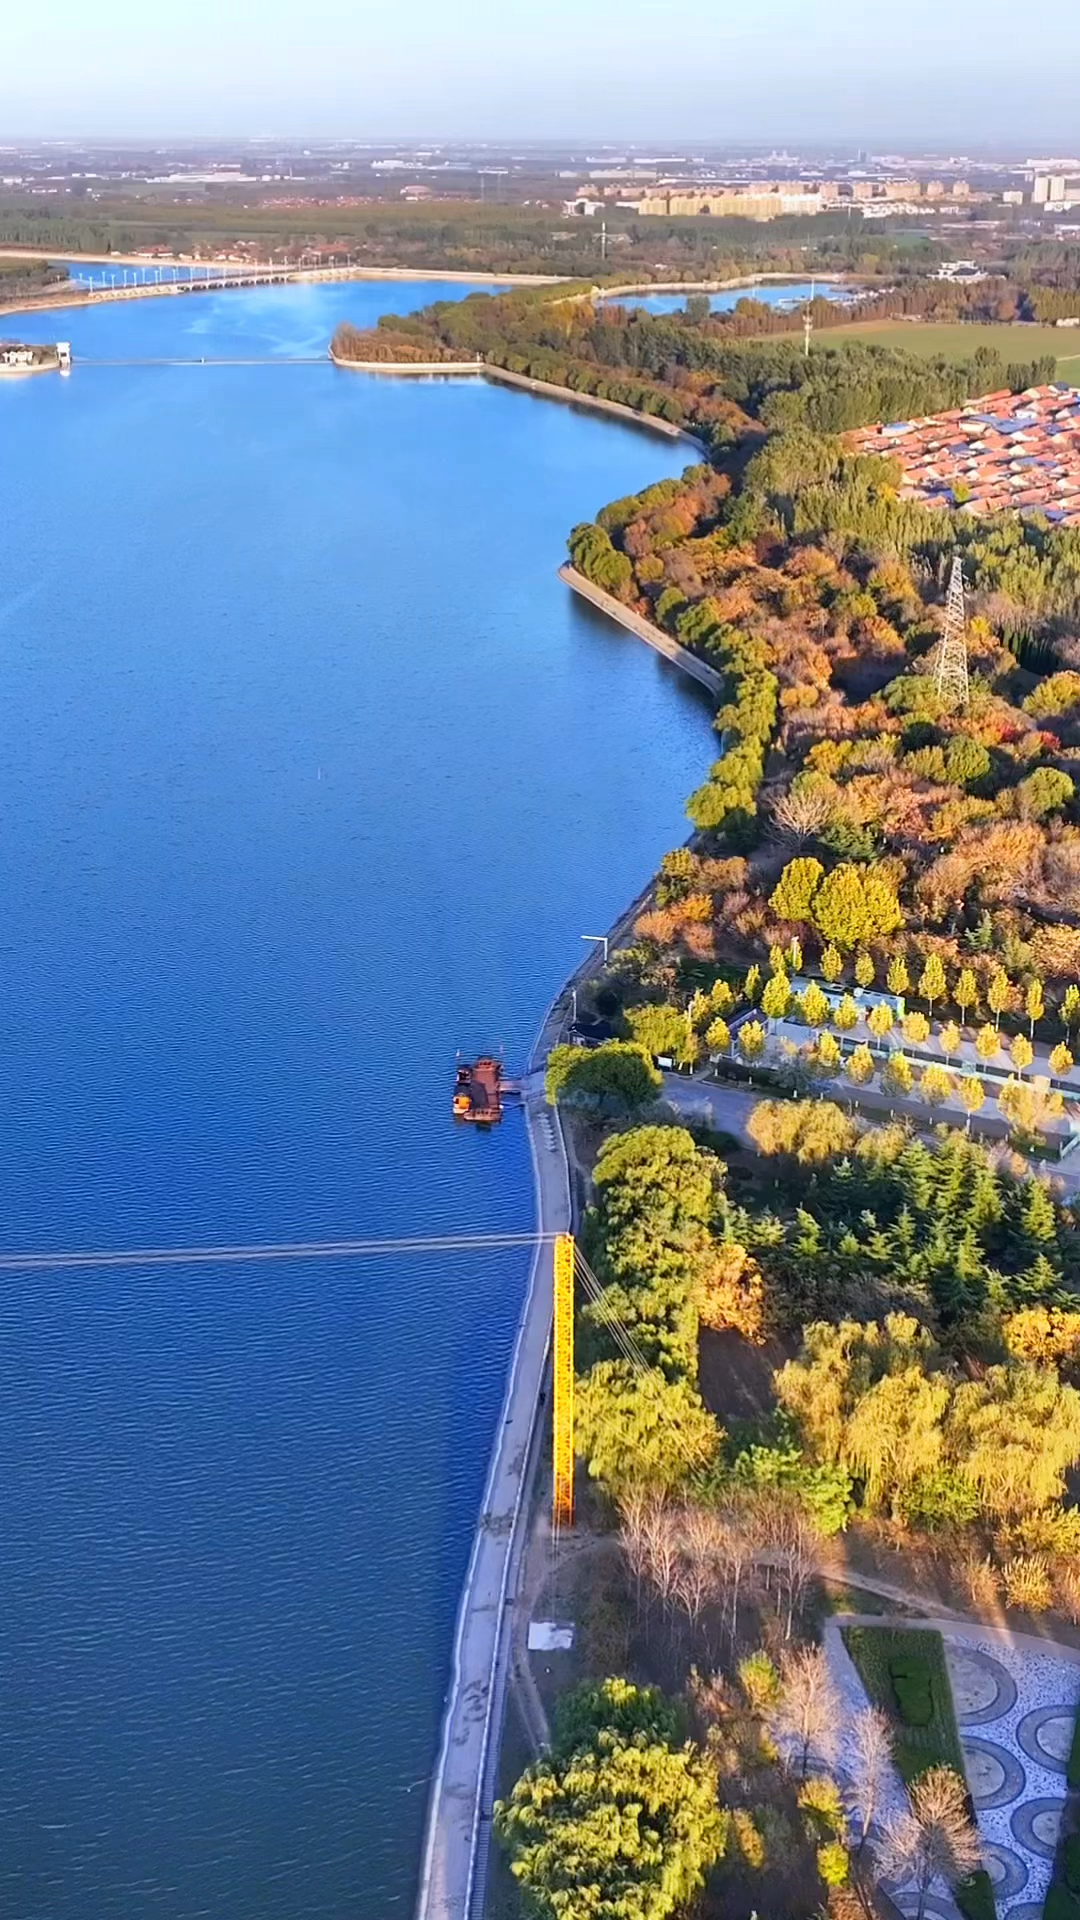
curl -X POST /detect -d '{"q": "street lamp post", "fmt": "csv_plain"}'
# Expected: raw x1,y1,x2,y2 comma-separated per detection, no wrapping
581,934,609,966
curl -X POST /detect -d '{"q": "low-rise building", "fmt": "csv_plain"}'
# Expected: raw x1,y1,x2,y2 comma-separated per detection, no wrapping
847,384,1080,526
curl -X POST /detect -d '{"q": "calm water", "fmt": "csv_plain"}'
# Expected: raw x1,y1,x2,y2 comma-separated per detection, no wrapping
0,279,713,1917
606,277,848,316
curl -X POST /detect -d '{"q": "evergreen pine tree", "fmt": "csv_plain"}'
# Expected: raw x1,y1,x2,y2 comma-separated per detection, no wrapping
1021,1252,1063,1304
1021,1179,1058,1248
897,1141,935,1216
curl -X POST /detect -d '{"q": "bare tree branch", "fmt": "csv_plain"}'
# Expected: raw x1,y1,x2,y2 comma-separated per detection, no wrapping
877,1768,981,1920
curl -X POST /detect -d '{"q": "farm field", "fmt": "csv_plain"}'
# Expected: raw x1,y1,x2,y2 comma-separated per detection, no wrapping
803,318,1080,377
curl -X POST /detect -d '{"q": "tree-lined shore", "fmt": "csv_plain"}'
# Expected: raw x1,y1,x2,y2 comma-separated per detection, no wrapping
453,273,1080,1920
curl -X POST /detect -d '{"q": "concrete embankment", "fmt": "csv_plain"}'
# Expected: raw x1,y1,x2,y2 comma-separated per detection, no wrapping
558,564,724,696
414,1012,571,1920
483,364,706,447
0,359,61,378
414,759,724,1920
416,864,690,1920
596,271,854,300
329,352,488,376
328,350,708,448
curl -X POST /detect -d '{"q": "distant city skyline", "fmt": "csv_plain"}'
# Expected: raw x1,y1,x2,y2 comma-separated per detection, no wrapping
2,0,1079,145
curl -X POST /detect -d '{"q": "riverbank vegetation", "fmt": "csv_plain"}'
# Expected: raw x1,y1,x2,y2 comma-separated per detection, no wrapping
496,251,1080,1918
561,369,1080,1150
0,257,67,301
330,284,1059,452
570,1117,1080,1588
497,1103,1078,1910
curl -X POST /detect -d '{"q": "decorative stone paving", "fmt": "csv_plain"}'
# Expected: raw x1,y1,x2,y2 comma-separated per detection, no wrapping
913,1897,963,1920
962,1736,1026,1809
982,1841,1030,1898
1016,1705,1076,1774
944,1634,1080,1917
829,1622,1080,1919
949,1646,1018,1726
1011,1797,1067,1860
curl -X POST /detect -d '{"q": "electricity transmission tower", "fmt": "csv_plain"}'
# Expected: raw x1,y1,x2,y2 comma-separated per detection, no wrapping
933,554,970,709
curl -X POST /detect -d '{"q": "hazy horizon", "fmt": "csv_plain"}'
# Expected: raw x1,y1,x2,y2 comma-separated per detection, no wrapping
2,0,1079,148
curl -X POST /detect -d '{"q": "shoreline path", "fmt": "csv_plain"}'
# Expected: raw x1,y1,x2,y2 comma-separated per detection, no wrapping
414,991,572,1920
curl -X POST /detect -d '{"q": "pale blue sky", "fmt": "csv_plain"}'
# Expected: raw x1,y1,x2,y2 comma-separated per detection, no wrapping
2,0,1078,144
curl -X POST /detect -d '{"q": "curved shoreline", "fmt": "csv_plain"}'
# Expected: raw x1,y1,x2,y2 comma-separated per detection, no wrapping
328,347,707,447
597,269,856,299
557,564,723,692
414,589,717,1920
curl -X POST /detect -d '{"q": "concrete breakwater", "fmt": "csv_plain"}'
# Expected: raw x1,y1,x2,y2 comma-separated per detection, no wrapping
558,564,724,695
329,353,488,376
485,364,705,446
329,348,706,448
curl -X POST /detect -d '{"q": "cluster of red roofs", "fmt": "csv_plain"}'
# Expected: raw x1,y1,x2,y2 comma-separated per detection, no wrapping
847,384,1080,525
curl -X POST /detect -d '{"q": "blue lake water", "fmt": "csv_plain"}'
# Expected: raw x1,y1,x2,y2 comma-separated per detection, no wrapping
0,278,714,1917
606,277,848,316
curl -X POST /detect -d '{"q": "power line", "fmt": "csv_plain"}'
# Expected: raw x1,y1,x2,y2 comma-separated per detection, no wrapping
0,1231,555,1274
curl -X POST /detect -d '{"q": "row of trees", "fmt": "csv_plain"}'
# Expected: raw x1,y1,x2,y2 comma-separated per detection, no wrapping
576,1126,726,1496
326,280,1064,453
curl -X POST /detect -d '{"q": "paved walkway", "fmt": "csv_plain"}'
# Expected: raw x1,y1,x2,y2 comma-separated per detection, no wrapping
415,1008,571,1920
828,1614,1080,1920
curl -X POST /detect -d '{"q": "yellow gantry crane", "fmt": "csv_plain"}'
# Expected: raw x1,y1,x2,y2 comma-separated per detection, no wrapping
552,1232,575,1531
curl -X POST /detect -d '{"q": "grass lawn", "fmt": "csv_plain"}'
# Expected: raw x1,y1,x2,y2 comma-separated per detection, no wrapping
842,1626,965,1783
792,319,1080,379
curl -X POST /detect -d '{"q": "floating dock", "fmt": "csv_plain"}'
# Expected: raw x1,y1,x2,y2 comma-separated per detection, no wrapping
452,1058,504,1123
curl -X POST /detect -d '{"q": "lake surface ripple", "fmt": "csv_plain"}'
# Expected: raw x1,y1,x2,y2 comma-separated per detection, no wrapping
0,278,714,1918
